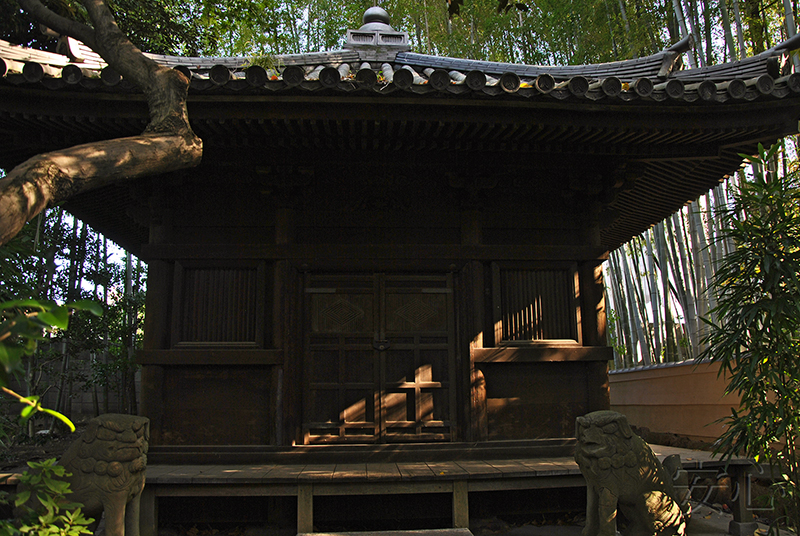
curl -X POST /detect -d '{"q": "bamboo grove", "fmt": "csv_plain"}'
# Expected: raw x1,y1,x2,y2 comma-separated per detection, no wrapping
603,0,800,369
606,137,800,369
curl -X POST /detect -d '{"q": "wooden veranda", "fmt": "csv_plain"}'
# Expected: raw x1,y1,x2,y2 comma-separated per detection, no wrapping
137,443,754,534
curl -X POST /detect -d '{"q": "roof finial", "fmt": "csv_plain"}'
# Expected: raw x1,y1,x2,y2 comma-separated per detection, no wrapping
363,6,391,27
345,7,409,53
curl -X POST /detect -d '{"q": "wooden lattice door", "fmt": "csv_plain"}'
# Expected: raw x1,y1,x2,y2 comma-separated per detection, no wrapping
303,273,455,444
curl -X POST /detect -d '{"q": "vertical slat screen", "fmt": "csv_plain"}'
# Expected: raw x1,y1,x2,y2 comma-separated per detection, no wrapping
180,267,258,343
499,268,578,342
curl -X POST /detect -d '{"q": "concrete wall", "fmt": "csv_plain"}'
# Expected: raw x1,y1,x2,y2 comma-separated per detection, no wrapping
609,360,739,443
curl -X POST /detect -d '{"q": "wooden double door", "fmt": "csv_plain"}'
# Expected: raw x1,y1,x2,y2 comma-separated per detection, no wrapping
303,273,456,443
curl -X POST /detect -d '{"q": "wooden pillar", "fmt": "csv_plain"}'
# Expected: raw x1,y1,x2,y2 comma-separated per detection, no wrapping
578,259,607,347
282,265,303,445
580,259,611,413
728,466,758,536
139,366,164,443
469,368,488,441
142,260,172,350
462,260,487,442
586,361,610,412
276,207,299,446
297,484,314,533
141,182,173,440
273,260,289,446
140,260,171,444
453,480,469,528
139,486,158,536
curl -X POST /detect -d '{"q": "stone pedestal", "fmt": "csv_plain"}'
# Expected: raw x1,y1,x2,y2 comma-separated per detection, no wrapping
728,521,758,536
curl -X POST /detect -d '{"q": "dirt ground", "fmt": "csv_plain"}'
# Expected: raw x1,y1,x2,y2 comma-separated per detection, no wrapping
1,422,86,473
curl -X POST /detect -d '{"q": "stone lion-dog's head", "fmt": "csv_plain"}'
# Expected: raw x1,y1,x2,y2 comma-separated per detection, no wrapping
62,413,149,494
575,410,640,479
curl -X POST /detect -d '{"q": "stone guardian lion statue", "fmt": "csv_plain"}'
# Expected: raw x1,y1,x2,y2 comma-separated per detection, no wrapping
22,414,150,536
575,411,690,536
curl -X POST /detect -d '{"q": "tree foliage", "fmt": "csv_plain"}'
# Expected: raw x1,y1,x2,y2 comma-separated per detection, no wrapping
700,143,800,533
0,211,145,442
0,298,101,431
1,458,94,536
0,0,680,64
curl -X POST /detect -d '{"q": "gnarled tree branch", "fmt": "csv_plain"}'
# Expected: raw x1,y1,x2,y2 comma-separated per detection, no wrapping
0,134,202,245
0,0,202,246
18,0,97,50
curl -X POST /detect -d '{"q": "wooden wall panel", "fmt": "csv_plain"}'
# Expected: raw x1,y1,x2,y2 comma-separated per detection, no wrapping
160,366,273,445
180,267,259,343
479,362,589,439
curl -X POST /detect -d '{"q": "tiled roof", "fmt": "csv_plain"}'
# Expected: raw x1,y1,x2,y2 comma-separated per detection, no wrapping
2,9,800,254
2,24,798,104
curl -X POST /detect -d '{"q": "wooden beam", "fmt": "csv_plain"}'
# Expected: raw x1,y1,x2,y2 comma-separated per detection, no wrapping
140,243,609,262
472,346,613,363
136,349,284,365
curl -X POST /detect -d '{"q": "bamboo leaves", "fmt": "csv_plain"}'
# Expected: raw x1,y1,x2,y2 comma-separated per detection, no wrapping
700,143,800,532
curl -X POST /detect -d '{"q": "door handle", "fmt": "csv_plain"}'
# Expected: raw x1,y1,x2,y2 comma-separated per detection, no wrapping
373,339,391,351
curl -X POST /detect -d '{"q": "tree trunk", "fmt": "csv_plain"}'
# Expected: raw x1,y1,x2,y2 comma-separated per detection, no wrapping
703,192,719,276
744,0,767,53
689,201,715,326
701,0,713,65
655,222,676,361
37,208,64,299
65,218,80,302
620,247,647,365
629,238,654,364
684,0,706,66
0,0,202,247
608,251,634,367
618,0,632,47
671,212,699,355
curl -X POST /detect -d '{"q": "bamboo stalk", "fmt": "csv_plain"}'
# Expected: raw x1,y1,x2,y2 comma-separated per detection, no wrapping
645,231,662,363
670,213,699,356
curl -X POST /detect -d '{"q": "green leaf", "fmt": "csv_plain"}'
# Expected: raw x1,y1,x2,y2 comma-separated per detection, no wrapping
39,408,76,432
0,299,52,311
14,489,31,507
0,342,25,369
20,404,36,419
36,307,70,330
43,477,70,495
65,300,103,316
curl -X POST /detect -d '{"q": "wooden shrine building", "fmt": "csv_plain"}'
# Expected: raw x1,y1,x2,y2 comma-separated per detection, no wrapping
2,7,800,473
